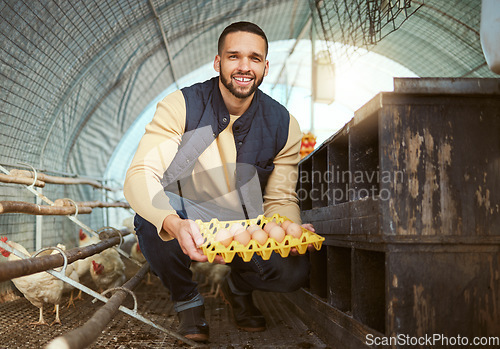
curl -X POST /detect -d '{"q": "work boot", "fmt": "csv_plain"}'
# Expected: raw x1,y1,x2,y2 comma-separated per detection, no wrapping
177,304,209,342
221,277,266,332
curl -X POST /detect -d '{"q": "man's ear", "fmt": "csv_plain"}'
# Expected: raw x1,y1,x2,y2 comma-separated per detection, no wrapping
264,60,269,77
214,56,221,72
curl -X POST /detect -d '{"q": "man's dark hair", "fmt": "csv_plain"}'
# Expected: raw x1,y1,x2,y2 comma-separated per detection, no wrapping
218,21,268,56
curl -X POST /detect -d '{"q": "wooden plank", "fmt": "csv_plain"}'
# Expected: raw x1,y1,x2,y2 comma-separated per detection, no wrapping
309,247,327,298
352,249,385,333
312,148,329,209
393,77,500,94
328,133,349,206
350,198,379,218
283,288,381,349
301,204,349,222
379,95,500,237
349,111,380,201
327,246,351,312
387,251,500,339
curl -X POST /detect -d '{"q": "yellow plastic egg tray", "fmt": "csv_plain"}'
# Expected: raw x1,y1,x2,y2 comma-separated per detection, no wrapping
196,214,325,263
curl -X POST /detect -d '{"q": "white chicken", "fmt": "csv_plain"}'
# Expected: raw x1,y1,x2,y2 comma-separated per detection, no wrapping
191,262,230,298
78,228,100,247
90,247,126,292
65,229,100,302
130,241,154,285
130,241,146,264
122,216,135,234
0,237,64,326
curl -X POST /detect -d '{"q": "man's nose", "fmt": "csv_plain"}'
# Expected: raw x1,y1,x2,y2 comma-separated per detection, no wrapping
238,58,250,71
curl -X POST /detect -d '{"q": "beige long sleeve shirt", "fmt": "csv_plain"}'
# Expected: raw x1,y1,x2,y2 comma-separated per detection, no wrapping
124,89,302,240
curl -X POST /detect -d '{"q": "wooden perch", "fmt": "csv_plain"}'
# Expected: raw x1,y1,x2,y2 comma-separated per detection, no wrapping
0,201,92,215
9,169,114,191
46,264,150,349
46,263,201,349
0,236,122,282
0,173,45,187
53,199,130,209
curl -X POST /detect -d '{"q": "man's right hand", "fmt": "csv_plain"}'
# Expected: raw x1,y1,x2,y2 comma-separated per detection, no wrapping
162,215,225,264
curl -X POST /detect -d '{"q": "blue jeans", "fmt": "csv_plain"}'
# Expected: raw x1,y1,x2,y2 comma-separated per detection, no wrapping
133,195,310,302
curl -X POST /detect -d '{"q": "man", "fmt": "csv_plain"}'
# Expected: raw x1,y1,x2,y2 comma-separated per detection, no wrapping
124,21,314,342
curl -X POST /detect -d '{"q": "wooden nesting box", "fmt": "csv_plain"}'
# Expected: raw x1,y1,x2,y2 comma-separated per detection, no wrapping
286,78,500,348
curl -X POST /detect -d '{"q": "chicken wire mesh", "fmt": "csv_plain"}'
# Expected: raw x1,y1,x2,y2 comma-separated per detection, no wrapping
311,0,423,49
309,0,494,77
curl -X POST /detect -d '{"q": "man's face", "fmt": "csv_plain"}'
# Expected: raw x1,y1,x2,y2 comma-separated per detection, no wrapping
214,31,269,99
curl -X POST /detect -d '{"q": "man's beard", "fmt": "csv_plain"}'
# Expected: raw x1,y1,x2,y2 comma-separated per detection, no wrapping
219,63,265,99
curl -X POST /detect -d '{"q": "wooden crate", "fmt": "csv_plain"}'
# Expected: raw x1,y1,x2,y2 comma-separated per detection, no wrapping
290,78,500,348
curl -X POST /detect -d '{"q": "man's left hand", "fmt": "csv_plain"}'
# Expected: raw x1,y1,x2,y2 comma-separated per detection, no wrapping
289,223,316,256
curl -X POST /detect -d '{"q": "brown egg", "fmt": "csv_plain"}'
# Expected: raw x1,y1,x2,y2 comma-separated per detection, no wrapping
252,229,269,245
269,226,285,243
229,222,246,235
263,221,278,233
247,224,261,234
234,230,251,246
280,220,292,231
215,228,233,247
286,223,303,238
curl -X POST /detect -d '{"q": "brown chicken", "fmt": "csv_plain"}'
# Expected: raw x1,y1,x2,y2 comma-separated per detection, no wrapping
0,237,64,326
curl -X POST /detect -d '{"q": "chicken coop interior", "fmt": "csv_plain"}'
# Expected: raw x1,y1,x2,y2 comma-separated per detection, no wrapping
1,0,500,348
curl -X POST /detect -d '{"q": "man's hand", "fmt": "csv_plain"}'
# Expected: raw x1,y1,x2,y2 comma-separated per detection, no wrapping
162,215,225,264
290,223,316,256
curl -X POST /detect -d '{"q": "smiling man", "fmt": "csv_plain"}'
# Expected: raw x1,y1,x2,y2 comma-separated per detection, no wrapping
124,22,313,342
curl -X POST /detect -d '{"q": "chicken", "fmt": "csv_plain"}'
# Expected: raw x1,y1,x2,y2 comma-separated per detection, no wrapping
191,261,230,298
206,264,230,298
90,247,126,292
0,237,64,326
122,216,135,234
130,241,154,285
130,241,146,264
65,229,99,301
190,261,213,285
78,228,100,247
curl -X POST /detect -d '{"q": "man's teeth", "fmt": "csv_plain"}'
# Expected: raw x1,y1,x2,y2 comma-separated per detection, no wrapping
234,77,252,82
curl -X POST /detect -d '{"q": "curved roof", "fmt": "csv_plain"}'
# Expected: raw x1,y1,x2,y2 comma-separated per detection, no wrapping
0,0,496,181
0,1,496,236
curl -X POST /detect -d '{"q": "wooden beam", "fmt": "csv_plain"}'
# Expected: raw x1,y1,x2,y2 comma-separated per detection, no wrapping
0,173,45,187
9,169,113,191
0,201,92,215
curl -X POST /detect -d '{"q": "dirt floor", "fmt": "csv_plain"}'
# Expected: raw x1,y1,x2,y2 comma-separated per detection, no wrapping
0,256,329,349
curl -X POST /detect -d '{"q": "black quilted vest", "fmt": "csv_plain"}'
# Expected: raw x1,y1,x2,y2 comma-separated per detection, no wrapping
160,77,289,214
